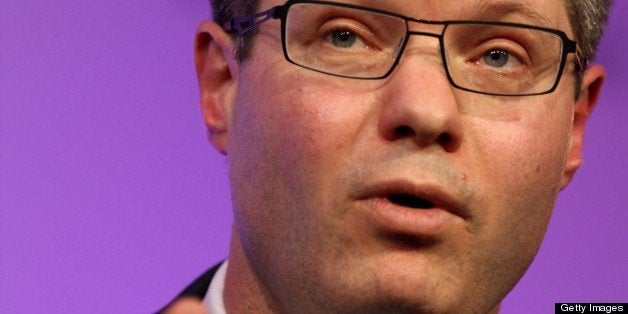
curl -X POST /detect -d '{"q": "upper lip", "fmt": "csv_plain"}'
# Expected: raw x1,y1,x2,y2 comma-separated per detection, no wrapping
354,179,470,220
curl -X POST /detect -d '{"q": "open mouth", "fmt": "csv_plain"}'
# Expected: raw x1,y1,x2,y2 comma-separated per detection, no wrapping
387,194,435,209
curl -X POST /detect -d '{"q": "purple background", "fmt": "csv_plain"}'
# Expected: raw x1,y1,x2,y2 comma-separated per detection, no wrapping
0,1,625,313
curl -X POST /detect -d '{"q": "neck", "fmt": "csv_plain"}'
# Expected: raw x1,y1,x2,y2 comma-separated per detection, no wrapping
223,228,279,313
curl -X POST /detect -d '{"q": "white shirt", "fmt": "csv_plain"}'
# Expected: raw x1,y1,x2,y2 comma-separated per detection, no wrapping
203,260,228,314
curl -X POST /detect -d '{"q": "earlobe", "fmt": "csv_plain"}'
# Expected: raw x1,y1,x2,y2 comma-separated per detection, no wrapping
195,20,239,155
560,65,605,189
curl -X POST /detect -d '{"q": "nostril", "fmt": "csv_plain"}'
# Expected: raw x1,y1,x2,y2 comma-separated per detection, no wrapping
437,131,461,152
437,133,452,144
394,125,415,137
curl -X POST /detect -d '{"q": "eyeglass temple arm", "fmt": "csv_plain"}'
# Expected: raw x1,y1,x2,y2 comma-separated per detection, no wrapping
565,39,588,72
223,6,283,35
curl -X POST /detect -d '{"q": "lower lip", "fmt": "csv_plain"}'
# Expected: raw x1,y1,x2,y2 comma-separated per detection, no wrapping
359,197,452,237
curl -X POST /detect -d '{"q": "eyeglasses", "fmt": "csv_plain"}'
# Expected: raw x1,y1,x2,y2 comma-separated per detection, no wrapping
224,0,585,96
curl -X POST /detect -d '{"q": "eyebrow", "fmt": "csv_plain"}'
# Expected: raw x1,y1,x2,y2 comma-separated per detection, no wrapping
469,0,552,26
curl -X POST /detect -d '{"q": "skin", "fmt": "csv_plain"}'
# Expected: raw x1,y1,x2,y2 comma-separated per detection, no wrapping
164,297,206,314
184,0,605,313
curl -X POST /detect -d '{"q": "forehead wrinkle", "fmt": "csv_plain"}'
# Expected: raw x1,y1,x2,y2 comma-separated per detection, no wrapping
467,0,552,26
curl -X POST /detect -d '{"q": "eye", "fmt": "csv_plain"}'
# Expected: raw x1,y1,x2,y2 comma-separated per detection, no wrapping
317,16,374,51
329,29,358,48
474,44,528,70
325,27,368,49
482,49,511,68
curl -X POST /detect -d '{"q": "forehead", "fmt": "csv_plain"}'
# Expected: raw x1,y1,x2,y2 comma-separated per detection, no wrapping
262,0,570,31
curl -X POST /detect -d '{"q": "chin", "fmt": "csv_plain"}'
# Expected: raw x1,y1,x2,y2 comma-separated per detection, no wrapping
314,258,501,314
319,292,498,314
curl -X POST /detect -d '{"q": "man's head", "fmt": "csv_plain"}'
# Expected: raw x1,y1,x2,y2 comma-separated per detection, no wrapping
195,0,611,312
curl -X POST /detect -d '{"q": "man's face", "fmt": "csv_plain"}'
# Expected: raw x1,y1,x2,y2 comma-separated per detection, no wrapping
202,0,601,312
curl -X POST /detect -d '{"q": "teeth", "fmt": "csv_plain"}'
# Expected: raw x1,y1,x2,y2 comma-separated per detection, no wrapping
388,194,435,209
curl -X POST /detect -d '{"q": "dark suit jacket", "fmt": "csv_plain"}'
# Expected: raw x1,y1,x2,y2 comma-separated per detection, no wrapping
157,263,222,313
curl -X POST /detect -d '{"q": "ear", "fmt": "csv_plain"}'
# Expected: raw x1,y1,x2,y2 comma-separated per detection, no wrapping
195,20,239,155
560,65,605,189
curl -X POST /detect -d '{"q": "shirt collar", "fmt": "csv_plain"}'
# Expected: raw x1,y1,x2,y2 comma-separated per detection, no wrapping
203,260,228,314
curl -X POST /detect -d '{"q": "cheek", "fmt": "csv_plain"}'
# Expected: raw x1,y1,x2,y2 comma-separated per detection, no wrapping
467,101,572,259
459,103,573,299
470,100,571,203
226,64,380,292
240,72,371,183
227,67,372,237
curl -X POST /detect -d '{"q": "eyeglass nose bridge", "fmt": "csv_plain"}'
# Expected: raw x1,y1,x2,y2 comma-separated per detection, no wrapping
407,31,442,39
395,19,448,61
387,23,454,88
405,18,447,36
393,21,447,65
395,31,444,62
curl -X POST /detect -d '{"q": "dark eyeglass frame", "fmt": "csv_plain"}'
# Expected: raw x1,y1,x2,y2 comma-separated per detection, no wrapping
223,0,586,96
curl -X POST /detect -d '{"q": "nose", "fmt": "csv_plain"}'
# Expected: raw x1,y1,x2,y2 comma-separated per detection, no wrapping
378,39,463,153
